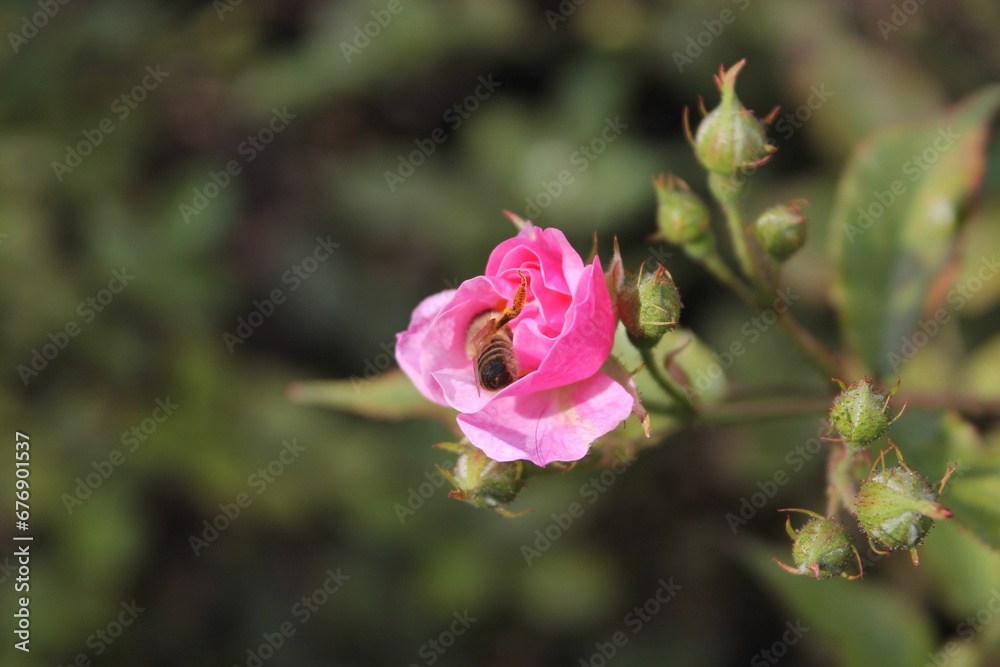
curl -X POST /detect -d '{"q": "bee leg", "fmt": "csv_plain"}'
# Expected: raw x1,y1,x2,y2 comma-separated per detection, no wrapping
495,270,528,329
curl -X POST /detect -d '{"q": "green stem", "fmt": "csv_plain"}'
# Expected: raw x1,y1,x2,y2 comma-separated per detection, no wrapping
825,445,868,517
638,347,697,418
721,199,759,286
721,196,779,299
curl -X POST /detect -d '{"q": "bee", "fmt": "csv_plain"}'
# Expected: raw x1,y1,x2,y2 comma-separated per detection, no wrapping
466,270,528,392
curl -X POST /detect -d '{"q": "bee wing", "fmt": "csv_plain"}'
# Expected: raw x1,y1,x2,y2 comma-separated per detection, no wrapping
465,312,498,357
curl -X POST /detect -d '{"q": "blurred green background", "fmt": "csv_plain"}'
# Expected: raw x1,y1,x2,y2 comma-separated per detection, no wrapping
3,0,1000,665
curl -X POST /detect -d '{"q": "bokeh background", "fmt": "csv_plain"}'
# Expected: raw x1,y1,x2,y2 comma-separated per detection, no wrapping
3,0,1000,665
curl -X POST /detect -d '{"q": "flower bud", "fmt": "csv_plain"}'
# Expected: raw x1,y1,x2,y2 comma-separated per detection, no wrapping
828,378,902,450
773,509,862,580
685,60,776,176
754,201,808,262
437,443,526,516
856,448,955,566
616,263,682,348
654,174,711,245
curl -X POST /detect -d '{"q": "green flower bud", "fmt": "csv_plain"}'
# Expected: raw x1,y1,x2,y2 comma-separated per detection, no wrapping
616,263,682,348
856,445,955,566
654,174,711,245
437,443,526,517
828,378,902,450
773,509,862,580
754,200,808,262
684,60,776,176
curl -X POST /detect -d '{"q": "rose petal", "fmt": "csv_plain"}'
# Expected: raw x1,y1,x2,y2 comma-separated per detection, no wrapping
501,257,615,398
419,276,506,412
485,225,584,294
395,289,456,403
456,370,633,466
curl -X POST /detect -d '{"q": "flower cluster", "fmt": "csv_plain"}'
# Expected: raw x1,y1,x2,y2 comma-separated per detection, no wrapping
389,60,963,568
775,380,956,577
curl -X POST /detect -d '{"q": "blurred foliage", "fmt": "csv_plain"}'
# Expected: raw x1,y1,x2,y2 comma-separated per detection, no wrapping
2,0,1000,666
832,87,1000,378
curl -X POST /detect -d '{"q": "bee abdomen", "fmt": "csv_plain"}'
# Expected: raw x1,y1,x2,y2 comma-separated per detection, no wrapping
477,336,516,391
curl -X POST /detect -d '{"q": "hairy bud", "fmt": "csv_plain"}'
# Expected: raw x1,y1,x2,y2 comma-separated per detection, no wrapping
616,263,683,348
856,445,956,566
773,509,862,580
654,174,711,245
436,443,526,517
685,60,776,177
754,200,808,262
828,378,903,450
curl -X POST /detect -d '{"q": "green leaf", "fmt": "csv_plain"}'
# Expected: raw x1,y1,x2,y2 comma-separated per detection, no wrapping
747,543,934,667
287,370,453,423
944,462,1000,552
831,86,1000,378
920,519,1000,619
936,413,1000,552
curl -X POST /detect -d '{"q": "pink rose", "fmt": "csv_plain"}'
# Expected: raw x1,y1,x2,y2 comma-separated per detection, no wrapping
396,220,635,466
